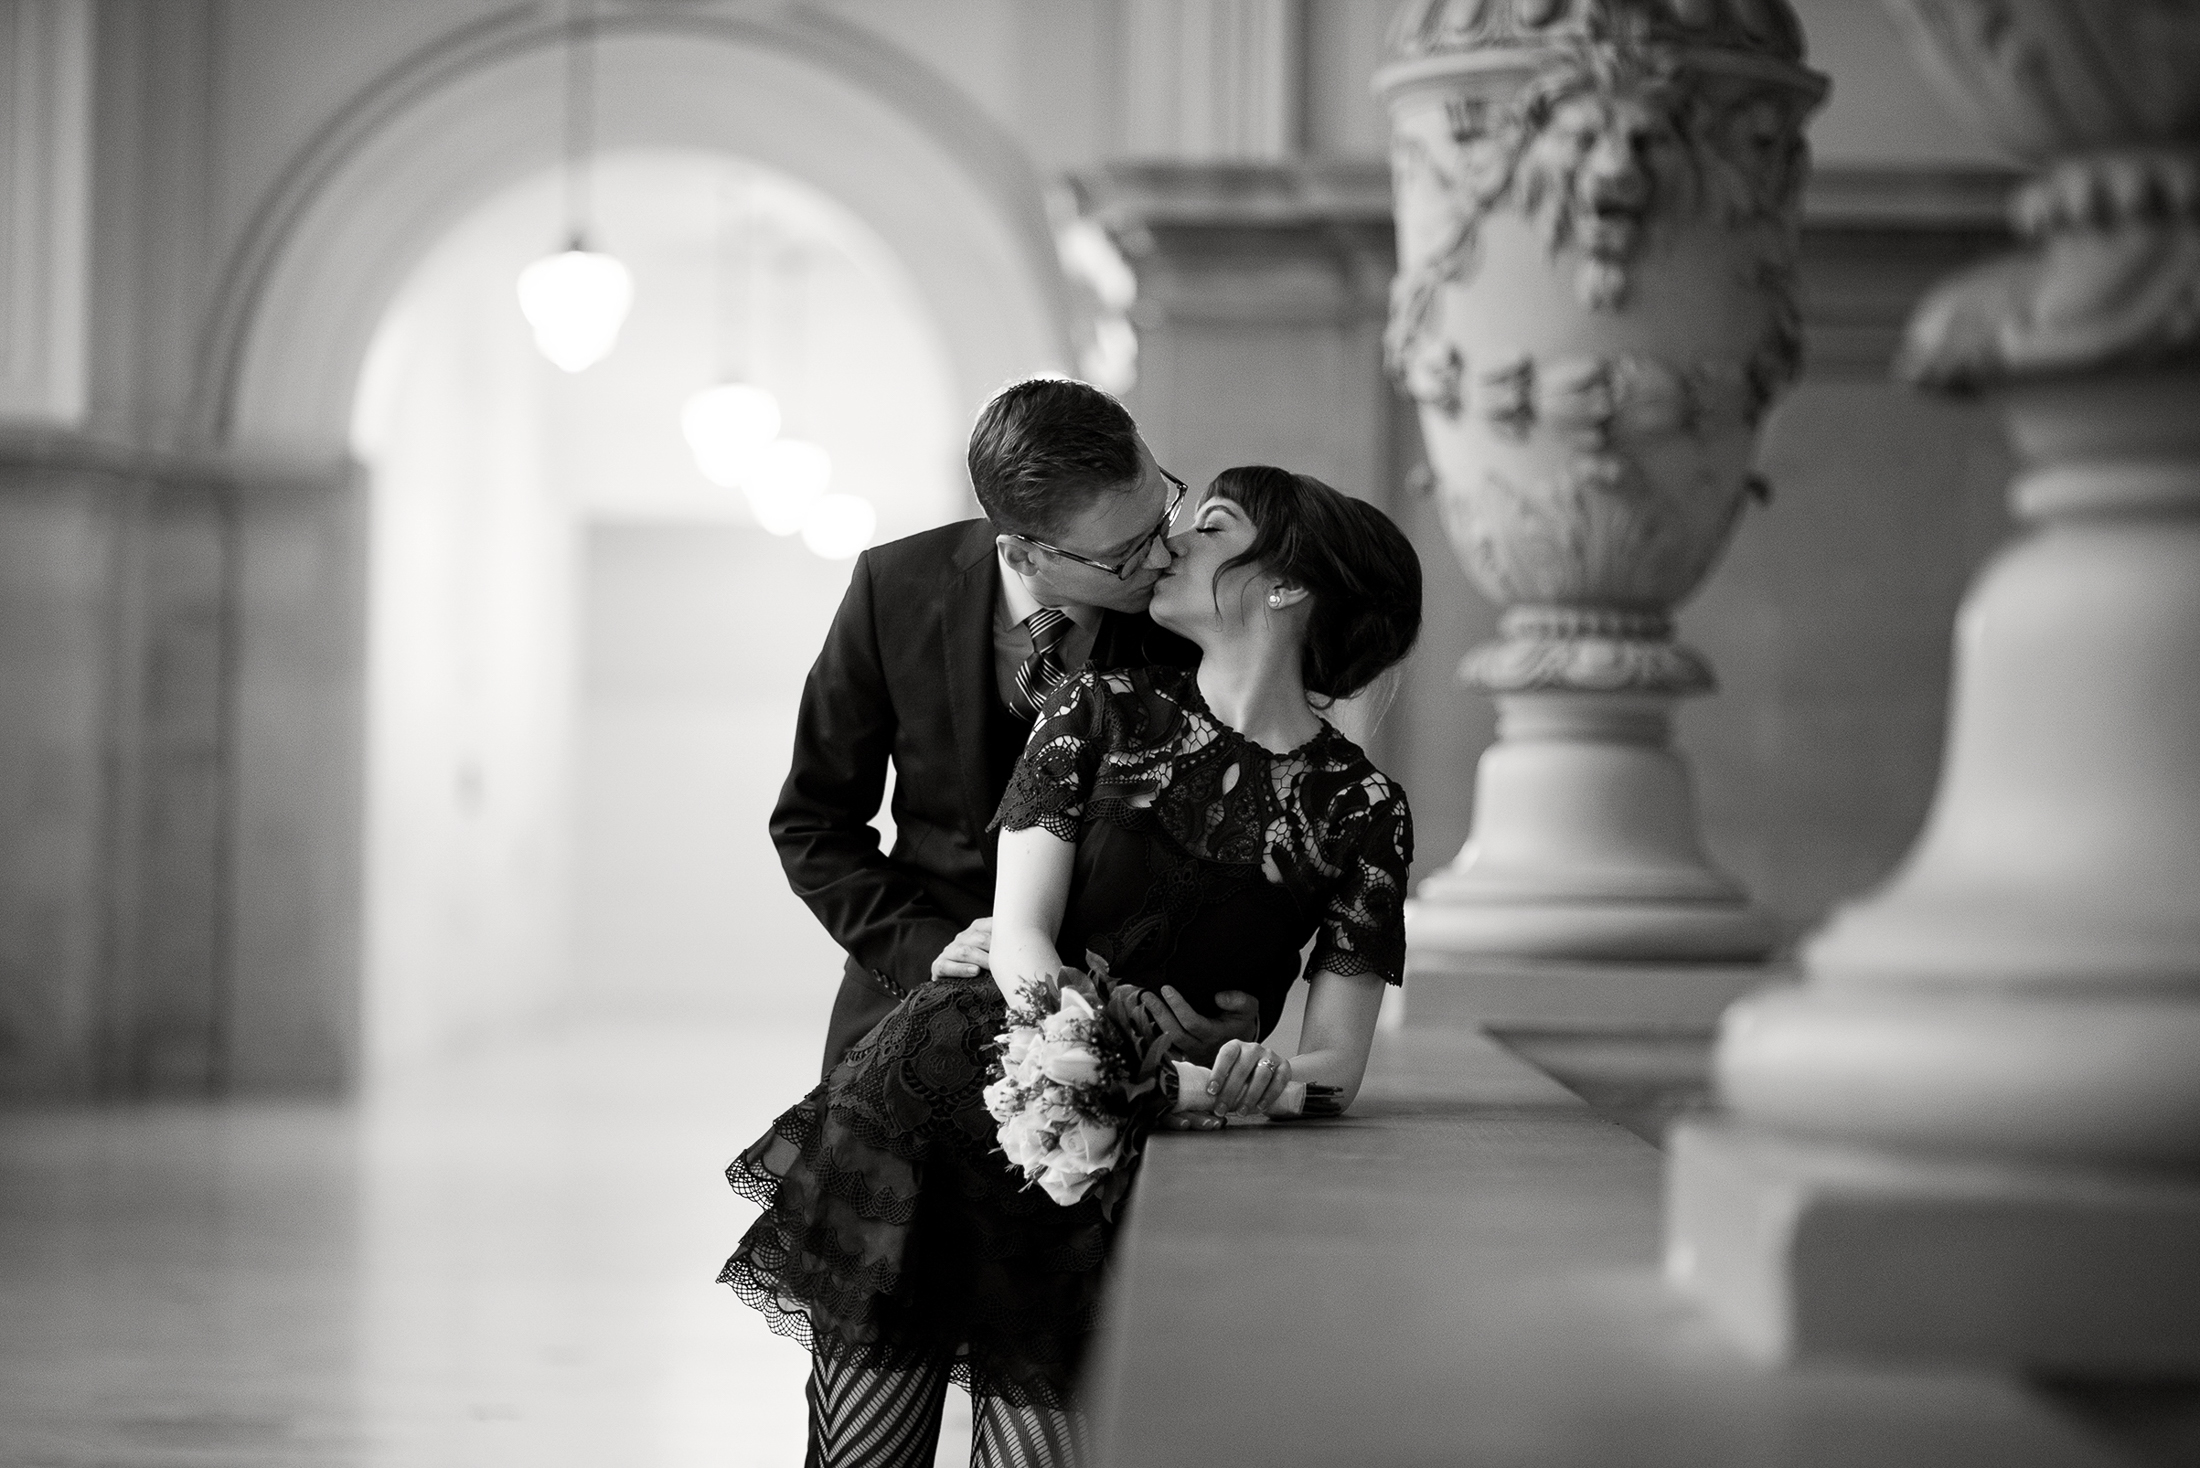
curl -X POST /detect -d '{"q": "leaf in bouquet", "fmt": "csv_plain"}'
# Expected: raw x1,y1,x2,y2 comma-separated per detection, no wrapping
1096,1163,1136,1223
1054,964,1103,1009
1009,974,1059,1026
1136,1030,1175,1087
1102,983,1153,1045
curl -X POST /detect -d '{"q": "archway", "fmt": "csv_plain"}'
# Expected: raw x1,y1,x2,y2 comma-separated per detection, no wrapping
350,147,966,1075
211,13,1069,1089
216,11,1068,451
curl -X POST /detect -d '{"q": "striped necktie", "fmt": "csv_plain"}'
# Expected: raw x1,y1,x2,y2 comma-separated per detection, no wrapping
1008,607,1073,722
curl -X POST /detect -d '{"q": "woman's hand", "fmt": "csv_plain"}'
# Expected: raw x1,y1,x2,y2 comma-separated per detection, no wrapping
1206,1039,1293,1117
930,917,993,980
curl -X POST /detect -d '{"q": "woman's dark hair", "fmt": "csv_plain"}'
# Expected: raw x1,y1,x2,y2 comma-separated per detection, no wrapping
1207,466,1423,702
967,378,1141,537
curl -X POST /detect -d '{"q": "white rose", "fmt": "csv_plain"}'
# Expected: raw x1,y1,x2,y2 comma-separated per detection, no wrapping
997,1110,1057,1174
1038,1085,1083,1128
1035,1039,1106,1087
1001,1027,1038,1069
1041,986,1095,1039
1054,1117,1123,1174
1036,1160,1100,1206
982,1076,1022,1124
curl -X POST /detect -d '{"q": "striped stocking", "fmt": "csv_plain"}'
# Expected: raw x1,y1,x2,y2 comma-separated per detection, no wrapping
804,1349,952,1468
970,1391,1088,1468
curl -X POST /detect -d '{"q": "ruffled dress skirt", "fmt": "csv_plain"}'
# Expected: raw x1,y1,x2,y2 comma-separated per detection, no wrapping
720,973,1113,1408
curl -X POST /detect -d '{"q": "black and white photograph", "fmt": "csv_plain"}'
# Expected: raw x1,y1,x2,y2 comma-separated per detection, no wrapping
2,1,2197,1464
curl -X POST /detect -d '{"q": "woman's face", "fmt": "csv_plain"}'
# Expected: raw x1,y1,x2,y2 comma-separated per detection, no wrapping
1148,487,1269,637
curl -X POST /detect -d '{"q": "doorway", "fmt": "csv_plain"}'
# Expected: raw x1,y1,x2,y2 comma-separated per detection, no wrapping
349,148,963,1076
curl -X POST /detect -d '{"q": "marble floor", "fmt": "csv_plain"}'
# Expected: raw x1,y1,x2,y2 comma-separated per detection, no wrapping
0,1017,972,1468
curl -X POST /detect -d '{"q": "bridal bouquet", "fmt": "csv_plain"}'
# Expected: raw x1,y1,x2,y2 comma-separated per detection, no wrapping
982,959,1341,1212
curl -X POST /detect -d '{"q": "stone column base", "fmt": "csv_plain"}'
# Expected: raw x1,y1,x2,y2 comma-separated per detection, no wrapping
1410,692,1779,963
1665,1118,2200,1376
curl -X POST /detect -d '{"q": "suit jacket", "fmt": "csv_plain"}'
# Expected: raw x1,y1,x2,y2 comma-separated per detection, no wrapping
773,517,1198,1075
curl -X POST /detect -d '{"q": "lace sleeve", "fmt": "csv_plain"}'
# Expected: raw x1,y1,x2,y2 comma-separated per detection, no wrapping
989,668,1109,841
1309,775,1413,986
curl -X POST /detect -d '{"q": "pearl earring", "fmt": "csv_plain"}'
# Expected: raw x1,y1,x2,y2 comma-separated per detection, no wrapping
1267,589,1285,609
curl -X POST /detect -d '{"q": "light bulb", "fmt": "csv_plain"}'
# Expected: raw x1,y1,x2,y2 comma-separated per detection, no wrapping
516,247,634,372
743,438,832,536
801,493,877,561
681,382,782,485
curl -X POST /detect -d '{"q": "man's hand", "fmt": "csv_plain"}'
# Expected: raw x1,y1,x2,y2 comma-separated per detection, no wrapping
930,917,993,980
1136,986,1258,1065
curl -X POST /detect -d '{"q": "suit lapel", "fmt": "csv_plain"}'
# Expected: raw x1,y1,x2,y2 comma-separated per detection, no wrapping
940,521,1003,842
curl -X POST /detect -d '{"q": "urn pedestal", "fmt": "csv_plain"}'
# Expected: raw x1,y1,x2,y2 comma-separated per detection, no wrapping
1668,0,2200,1373
1377,1,1824,967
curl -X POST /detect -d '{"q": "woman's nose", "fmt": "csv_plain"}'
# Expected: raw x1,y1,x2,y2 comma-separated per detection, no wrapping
1147,531,1181,568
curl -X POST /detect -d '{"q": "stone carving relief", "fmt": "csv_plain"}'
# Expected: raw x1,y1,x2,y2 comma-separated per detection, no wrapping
1460,605,1716,693
1384,9,1813,414
1882,1,2200,390
1385,0,1807,62
1901,150,2200,389
1882,1,2200,162
1379,0,1822,696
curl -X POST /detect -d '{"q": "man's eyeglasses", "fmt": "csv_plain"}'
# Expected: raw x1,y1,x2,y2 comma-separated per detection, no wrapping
1017,470,1190,580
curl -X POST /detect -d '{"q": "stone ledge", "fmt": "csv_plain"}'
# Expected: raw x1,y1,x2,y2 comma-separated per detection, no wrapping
1087,1026,2129,1467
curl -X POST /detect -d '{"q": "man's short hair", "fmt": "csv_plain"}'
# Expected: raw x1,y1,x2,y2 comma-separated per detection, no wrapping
967,378,1142,538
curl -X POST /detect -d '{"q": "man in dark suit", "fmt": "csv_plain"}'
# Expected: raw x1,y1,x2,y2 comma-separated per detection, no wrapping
773,378,1260,1075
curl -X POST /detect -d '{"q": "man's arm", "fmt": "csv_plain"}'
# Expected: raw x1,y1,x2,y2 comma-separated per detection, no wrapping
771,551,961,995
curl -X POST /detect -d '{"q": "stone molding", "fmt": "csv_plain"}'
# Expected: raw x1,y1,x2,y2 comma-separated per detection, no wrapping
1062,160,1396,321
1064,159,2012,352
0,424,349,494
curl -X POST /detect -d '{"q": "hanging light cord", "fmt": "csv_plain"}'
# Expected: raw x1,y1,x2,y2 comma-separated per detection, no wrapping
563,0,595,250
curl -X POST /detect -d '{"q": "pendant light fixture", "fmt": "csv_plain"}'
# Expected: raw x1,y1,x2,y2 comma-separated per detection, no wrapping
743,244,835,538
516,0,632,373
681,175,783,485
799,489,879,561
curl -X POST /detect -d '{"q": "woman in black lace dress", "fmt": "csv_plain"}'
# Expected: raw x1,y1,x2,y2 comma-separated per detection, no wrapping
723,466,1421,1467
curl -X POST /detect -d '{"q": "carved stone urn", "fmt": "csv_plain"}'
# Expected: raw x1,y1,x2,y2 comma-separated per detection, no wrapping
1377,0,1825,960
1668,1,2200,1372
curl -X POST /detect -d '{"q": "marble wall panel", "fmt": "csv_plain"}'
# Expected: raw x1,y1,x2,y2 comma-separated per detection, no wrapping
0,473,112,1096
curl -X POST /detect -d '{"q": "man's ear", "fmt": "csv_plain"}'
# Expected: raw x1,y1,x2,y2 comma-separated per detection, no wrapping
998,535,1042,578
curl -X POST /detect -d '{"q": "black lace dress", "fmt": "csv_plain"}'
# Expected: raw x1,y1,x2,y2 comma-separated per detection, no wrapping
721,665,1411,1407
